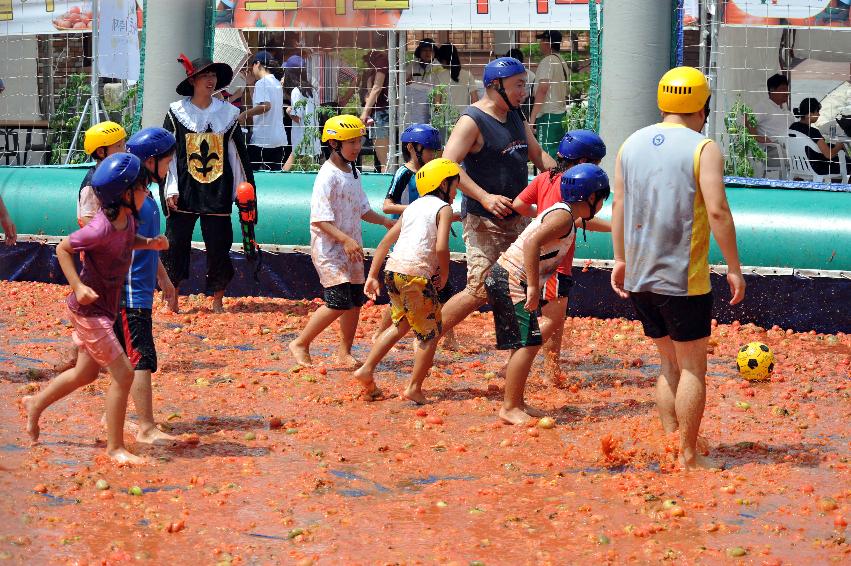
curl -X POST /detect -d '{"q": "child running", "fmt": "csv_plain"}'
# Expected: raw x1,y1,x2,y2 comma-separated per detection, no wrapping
24,153,169,464
373,124,460,349
117,127,179,443
485,164,610,424
354,158,459,403
77,121,127,227
288,115,394,368
511,130,610,383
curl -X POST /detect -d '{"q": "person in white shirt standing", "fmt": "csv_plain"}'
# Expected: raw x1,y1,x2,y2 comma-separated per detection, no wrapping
241,51,286,171
282,55,321,171
747,73,794,173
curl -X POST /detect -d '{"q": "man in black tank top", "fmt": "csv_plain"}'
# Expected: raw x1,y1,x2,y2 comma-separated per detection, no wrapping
439,57,555,340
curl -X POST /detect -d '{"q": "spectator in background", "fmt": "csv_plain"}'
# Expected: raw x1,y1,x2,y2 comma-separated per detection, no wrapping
241,51,287,171
221,69,246,111
307,32,358,134
283,55,320,171
405,38,437,126
790,97,850,177
506,48,536,119
747,73,794,171
360,49,390,172
431,44,480,126
529,31,569,159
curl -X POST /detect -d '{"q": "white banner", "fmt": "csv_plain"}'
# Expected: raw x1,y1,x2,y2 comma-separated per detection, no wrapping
97,0,140,80
0,1,92,35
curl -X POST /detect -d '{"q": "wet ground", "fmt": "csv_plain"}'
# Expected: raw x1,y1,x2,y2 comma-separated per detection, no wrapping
0,280,848,565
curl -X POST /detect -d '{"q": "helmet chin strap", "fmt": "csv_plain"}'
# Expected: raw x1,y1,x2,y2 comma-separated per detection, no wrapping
333,142,359,179
495,78,522,115
414,144,425,168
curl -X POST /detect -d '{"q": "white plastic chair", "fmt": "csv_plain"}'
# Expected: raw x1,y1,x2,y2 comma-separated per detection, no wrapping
785,131,848,183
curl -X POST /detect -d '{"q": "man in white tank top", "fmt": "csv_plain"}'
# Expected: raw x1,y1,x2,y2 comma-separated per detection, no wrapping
611,67,746,470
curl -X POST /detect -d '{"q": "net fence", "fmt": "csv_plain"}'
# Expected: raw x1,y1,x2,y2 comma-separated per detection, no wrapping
0,0,849,182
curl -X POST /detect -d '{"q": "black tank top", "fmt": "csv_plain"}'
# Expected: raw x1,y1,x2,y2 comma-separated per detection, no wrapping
460,106,529,219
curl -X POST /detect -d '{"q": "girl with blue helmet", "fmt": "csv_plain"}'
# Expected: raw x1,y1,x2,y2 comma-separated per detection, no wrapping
377,123,461,349
484,164,610,424
24,152,170,465
511,130,610,384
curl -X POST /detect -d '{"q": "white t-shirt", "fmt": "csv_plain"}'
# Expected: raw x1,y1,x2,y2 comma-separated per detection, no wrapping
536,54,568,115
249,74,286,148
310,161,372,287
290,86,320,157
431,68,479,118
752,97,794,142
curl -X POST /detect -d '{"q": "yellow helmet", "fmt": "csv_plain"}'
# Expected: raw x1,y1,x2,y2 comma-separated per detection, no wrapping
321,114,366,143
657,66,710,114
415,158,461,197
83,121,127,156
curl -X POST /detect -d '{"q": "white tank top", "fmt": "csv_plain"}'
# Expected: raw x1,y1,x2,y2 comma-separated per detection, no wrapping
386,194,450,279
497,202,576,291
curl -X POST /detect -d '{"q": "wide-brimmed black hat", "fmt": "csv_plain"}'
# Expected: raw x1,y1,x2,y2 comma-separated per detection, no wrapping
176,54,233,96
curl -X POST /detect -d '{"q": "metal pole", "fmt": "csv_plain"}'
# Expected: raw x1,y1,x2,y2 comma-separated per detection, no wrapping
388,30,398,172
698,0,708,75
707,0,721,142
399,30,407,130
90,0,100,127
64,98,91,164
598,0,672,175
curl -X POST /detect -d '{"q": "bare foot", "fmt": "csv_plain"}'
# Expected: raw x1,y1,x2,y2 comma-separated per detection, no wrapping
22,396,40,443
441,331,460,351
166,293,179,314
136,425,179,445
108,447,146,465
522,403,546,418
696,435,710,456
499,406,534,425
402,385,427,405
288,341,312,366
680,453,723,471
353,365,374,388
211,300,224,314
336,353,360,369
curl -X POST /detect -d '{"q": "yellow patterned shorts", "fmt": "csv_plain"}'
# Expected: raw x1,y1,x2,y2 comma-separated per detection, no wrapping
384,271,442,342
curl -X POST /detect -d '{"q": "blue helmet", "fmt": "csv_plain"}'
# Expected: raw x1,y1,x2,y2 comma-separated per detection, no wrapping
91,153,141,207
126,127,176,161
560,163,610,207
558,130,607,162
482,57,526,87
400,124,442,150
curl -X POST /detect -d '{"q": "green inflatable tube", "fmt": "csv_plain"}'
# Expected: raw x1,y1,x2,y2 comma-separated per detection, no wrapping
0,166,848,271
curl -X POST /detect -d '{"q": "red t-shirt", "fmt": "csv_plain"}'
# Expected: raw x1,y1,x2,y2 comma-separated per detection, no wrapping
516,172,575,276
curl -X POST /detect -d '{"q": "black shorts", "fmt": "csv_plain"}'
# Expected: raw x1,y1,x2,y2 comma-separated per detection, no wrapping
113,308,158,372
323,282,366,311
543,272,573,301
484,264,543,350
437,279,456,305
630,291,713,342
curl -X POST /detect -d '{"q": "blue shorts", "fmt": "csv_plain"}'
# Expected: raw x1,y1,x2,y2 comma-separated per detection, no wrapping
371,109,390,139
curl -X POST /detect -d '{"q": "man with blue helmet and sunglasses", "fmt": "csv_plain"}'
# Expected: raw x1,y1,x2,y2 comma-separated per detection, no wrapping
438,56,556,345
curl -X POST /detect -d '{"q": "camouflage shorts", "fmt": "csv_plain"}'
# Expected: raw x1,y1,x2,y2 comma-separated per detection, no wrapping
462,214,531,300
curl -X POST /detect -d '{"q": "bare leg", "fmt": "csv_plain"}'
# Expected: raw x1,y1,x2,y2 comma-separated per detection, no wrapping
104,355,145,464
211,290,225,313
372,307,393,342
539,297,567,384
282,151,295,172
373,137,389,173
353,318,410,397
23,348,100,442
405,336,438,405
130,369,177,444
288,305,347,366
168,284,181,313
439,291,486,339
500,345,541,425
652,337,681,435
336,307,362,367
671,337,718,469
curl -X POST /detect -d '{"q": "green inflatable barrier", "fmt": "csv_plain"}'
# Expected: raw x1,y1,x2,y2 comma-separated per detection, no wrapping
0,166,848,270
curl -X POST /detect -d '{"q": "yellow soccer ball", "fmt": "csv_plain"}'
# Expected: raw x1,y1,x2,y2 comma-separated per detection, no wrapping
736,341,775,381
